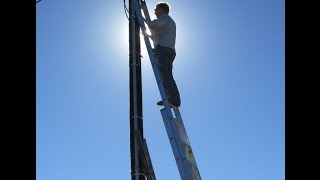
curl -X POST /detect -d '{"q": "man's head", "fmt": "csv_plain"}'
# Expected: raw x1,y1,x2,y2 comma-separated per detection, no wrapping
154,2,171,18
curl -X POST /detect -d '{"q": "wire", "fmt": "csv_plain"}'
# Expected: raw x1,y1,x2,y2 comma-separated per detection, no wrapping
123,0,137,29
124,0,130,20
123,0,146,37
36,0,42,3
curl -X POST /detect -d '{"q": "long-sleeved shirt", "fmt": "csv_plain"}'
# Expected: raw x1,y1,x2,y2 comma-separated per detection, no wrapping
146,14,176,52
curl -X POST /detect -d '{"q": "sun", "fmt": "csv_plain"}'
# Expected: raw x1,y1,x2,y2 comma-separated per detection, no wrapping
108,15,155,72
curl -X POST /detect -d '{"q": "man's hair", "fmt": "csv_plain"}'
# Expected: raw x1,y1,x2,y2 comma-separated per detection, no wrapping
156,2,171,14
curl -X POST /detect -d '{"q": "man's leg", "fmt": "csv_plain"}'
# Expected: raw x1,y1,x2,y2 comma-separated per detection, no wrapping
154,46,170,96
154,46,181,107
166,50,181,106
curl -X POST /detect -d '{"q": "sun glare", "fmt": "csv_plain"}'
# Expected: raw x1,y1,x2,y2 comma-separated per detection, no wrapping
143,27,152,37
110,20,154,72
140,30,153,72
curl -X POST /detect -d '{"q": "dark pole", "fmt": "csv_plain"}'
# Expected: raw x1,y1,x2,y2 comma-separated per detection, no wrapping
129,0,144,179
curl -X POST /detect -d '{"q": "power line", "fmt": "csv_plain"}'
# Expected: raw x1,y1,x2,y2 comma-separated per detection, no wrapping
36,0,43,3
124,0,130,20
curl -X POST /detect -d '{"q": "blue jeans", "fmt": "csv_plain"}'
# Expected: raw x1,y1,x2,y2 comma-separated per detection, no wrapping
154,45,181,104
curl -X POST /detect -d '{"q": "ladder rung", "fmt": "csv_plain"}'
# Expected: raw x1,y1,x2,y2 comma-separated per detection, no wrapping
175,157,186,161
182,141,191,150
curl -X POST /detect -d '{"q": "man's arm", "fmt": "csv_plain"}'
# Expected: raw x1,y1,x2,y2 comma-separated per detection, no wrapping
145,16,168,28
143,17,166,40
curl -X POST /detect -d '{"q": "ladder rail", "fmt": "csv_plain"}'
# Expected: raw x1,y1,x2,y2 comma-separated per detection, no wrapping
173,108,202,179
141,0,151,22
135,130,156,180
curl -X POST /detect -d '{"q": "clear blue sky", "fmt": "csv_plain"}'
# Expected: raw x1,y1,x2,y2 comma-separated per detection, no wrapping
36,0,284,179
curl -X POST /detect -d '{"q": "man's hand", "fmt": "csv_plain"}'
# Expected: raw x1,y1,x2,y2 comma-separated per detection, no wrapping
143,17,151,25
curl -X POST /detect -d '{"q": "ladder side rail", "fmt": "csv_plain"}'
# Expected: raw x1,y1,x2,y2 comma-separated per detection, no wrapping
142,138,156,180
160,109,191,180
173,109,202,180
140,0,151,22
135,130,156,180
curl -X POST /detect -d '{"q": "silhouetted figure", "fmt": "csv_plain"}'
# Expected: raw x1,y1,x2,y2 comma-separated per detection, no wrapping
145,2,180,108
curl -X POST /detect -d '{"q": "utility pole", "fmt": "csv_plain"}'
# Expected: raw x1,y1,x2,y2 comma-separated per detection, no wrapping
129,0,144,180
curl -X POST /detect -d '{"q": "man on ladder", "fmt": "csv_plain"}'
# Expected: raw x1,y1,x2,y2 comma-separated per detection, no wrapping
144,2,181,108
133,1,202,179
